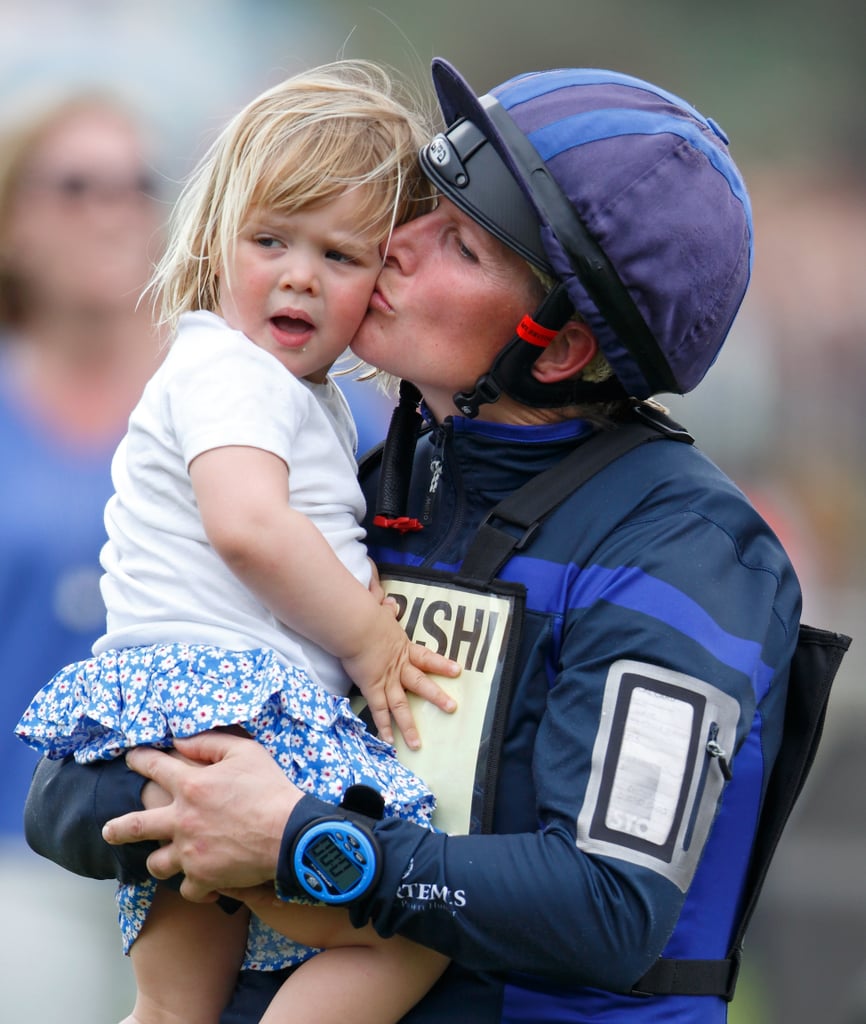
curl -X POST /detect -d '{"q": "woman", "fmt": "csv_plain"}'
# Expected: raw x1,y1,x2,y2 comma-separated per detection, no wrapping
27,60,804,1024
0,88,164,1023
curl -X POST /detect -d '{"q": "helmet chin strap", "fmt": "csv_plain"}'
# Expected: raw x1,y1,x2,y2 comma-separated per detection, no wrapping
452,283,628,418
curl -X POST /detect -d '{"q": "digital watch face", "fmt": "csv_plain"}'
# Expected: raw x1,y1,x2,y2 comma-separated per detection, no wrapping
293,821,378,904
307,833,362,892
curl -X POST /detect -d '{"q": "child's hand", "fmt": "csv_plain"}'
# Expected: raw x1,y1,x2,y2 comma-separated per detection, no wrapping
342,608,459,750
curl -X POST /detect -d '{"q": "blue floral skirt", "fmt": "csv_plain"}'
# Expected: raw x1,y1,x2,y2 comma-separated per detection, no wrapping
16,643,436,970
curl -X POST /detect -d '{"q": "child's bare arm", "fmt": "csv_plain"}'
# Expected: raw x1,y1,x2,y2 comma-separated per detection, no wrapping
189,445,458,748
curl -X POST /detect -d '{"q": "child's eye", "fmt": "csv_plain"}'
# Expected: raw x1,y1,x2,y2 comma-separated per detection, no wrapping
325,249,355,264
255,235,281,249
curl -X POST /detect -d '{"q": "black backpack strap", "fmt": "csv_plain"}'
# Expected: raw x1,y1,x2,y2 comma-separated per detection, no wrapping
455,404,692,586
734,626,850,945
632,624,851,1000
631,955,743,1001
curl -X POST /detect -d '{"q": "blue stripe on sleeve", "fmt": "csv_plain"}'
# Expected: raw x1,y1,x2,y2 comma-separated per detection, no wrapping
512,558,774,699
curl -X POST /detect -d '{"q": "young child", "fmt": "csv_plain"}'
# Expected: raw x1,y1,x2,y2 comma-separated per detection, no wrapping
16,61,456,1024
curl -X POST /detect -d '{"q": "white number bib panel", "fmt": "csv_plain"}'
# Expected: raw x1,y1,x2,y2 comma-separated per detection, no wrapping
360,566,524,835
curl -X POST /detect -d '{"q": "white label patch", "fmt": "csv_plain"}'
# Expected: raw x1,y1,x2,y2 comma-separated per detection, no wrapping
577,660,740,892
606,687,695,845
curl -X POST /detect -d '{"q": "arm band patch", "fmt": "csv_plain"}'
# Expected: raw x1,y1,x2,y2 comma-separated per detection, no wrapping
577,660,740,891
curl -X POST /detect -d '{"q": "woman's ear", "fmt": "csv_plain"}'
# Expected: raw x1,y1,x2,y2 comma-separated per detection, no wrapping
531,319,598,384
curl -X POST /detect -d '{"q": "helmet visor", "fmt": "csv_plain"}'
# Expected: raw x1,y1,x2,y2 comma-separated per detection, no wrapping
419,118,552,275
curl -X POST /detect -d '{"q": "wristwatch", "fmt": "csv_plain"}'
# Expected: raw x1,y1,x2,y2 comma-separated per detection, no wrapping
289,786,384,905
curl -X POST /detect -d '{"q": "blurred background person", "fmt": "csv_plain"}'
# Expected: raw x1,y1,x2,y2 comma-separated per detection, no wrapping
0,88,166,1021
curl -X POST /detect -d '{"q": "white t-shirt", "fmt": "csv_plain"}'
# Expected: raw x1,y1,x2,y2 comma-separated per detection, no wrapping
94,310,370,697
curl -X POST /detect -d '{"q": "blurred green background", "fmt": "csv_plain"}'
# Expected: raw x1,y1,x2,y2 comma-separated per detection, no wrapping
1,2,863,1021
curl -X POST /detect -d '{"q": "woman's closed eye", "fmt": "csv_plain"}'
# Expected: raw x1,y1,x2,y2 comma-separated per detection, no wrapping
455,236,477,262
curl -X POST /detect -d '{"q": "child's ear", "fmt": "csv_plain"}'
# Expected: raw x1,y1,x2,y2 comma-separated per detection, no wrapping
531,320,598,383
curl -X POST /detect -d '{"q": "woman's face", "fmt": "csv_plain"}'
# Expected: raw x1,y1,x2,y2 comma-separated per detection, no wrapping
351,197,544,422
3,105,161,320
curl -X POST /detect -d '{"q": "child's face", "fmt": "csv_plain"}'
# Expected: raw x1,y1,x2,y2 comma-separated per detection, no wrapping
216,191,383,383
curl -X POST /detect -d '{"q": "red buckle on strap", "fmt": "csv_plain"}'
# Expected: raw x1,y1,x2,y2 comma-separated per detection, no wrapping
372,515,424,534
516,315,557,347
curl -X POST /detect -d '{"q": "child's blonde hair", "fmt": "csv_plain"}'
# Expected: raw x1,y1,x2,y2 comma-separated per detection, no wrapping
150,60,433,330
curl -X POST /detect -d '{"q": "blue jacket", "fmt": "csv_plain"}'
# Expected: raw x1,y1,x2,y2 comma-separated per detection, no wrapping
282,412,801,1022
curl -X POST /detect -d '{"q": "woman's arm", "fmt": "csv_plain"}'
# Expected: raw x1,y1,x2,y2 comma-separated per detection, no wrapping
24,755,155,884
100,502,800,991
99,733,674,991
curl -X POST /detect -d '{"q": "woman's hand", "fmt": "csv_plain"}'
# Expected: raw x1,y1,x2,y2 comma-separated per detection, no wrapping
103,730,301,902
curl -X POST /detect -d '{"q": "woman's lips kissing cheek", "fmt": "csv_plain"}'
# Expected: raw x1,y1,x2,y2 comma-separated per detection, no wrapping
369,287,393,315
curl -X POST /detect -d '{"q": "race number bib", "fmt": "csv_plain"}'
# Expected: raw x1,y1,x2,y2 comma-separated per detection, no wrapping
360,565,524,835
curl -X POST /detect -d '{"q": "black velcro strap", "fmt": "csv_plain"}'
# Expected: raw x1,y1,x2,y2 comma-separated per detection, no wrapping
631,951,740,1001
340,784,385,822
374,380,424,520
455,521,531,585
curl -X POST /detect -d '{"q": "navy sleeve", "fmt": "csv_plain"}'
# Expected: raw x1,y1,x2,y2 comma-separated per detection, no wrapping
24,755,157,885
276,797,671,990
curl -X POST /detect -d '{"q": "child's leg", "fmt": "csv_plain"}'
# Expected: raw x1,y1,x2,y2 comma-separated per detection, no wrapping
250,900,448,1024
121,884,250,1024
262,940,448,1024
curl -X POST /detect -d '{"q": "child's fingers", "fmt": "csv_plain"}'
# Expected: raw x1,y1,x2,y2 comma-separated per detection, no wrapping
401,669,457,717
365,691,395,747
403,649,459,716
384,679,421,750
408,643,461,680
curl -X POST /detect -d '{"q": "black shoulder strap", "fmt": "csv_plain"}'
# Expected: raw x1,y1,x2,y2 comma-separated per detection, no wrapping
454,404,692,586
734,626,850,949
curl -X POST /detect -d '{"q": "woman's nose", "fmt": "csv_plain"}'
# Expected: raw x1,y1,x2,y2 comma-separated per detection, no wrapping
382,215,427,274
